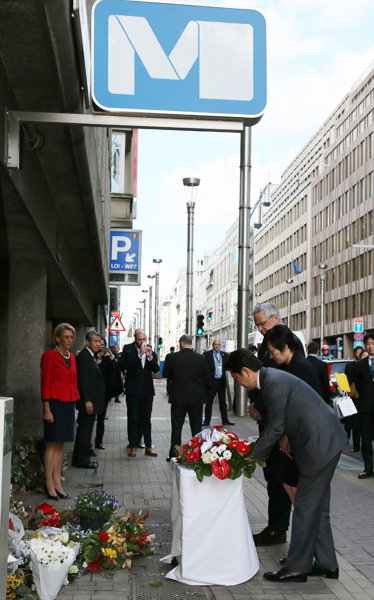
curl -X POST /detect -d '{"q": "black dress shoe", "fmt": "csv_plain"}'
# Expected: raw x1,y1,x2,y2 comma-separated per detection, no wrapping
202,422,210,427
224,420,235,426
358,471,373,479
166,457,171,462
90,449,97,457
279,557,286,564
263,567,307,583
307,565,339,579
72,462,98,469
95,444,105,450
56,491,71,499
350,448,360,452
253,526,287,546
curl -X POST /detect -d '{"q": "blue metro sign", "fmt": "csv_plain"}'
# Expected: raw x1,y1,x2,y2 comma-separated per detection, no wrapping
92,0,267,119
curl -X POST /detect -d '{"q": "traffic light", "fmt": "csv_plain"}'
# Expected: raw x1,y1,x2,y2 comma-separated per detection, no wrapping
207,312,212,321
158,337,163,348
196,314,205,335
337,337,343,358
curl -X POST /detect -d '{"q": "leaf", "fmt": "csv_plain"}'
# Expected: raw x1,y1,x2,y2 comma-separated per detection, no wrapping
201,464,212,477
15,584,29,597
195,469,204,483
255,458,266,468
150,582,162,587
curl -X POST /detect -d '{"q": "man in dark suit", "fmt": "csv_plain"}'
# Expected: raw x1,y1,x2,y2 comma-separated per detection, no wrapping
352,334,374,478
203,339,234,427
72,330,106,468
306,341,330,404
249,302,305,546
225,349,347,583
162,334,210,460
120,329,159,458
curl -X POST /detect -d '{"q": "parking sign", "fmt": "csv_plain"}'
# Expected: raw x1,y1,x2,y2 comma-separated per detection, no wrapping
109,229,142,274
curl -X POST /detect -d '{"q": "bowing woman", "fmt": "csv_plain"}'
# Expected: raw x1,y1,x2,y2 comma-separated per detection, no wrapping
41,323,80,500
263,325,320,506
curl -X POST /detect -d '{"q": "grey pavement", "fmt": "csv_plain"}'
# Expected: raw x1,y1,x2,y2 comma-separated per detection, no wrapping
29,380,374,600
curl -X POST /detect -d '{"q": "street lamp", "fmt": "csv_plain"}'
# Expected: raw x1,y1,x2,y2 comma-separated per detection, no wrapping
183,177,200,335
147,275,155,347
139,299,146,331
153,259,162,356
319,264,327,349
286,279,293,327
142,290,148,335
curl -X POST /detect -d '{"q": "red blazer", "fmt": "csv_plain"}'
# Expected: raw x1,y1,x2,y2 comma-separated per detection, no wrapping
40,349,80,402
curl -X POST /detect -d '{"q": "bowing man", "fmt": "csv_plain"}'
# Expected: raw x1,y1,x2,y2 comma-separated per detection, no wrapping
225,349,347,583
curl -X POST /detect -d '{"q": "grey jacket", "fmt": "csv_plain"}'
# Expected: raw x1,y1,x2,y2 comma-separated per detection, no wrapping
254,367,348,476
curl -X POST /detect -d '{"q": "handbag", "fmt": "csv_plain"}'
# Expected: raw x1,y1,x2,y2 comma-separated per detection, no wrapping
334,390,358,419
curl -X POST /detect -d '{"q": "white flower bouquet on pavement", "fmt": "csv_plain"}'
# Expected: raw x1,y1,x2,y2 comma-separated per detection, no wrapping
29,537,80,600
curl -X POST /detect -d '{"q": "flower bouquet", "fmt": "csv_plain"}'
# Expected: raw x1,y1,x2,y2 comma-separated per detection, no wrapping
73,490,119,531
29,536,80,600
176,427,265,482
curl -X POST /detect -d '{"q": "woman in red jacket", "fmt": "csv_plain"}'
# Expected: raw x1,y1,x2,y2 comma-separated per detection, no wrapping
41,323,80,500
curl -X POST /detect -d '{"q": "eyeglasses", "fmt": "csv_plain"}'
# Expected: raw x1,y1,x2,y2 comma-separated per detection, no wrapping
255,315,275,329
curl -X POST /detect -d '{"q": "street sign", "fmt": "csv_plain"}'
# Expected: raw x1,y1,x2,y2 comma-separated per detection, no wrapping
354,332,364,342
354,341,364,349
354,317,364,333
111,311,120,318
92,0,267,120
109,316,126,332
109,229,142,275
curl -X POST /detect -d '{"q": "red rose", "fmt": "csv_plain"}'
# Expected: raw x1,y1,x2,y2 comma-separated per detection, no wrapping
211,458,231,480
86,554,104,573
192,446,202,461
97,531,109,543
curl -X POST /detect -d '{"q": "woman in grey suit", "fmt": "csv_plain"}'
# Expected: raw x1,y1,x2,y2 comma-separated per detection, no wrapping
263,326,320,506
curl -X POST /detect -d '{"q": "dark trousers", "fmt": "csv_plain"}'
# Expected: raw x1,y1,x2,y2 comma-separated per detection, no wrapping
125,396,143,443
72,411,96,466
343,413,361,450
285,452,341,573
127,394,153,448
263,443,292,531
95,399,109,447
204,378,228,424
169,404,203,459
359,408,374,473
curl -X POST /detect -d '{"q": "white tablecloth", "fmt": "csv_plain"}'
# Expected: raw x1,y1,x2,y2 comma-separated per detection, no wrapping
160,459,259,586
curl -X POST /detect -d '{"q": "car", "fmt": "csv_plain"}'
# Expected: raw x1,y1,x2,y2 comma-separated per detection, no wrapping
321,358,354,404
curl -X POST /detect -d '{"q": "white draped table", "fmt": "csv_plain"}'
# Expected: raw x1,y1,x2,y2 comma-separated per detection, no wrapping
160,459,259,586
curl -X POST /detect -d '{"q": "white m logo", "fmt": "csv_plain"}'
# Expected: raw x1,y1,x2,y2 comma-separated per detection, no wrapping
108,16,253,101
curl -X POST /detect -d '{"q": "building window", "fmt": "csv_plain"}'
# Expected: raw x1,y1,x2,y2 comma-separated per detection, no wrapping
361,178,365,203
353,184,357,208
346,190,350,212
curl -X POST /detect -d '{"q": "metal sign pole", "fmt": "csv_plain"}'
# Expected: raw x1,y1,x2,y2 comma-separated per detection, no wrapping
149,285,153,343
186,201,195,335
236,125,252,417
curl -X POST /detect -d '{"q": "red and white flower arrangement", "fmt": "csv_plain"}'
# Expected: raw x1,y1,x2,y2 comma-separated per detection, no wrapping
176,426,264,482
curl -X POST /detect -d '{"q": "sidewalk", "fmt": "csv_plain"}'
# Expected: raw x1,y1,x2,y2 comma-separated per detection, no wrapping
29,381,374,600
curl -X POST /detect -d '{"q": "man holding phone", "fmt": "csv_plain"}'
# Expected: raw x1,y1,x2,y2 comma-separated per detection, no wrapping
120,329,159,458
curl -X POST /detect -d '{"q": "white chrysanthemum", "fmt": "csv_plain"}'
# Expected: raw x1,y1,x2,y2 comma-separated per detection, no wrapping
218,444,227,452
202,451,213,464
222,450,232,460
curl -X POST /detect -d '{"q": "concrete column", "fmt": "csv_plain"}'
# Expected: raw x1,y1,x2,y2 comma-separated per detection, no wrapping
0,259,47,441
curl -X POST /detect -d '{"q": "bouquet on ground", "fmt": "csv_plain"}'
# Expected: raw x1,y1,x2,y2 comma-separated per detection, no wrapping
176,426,265,482
69,510,156,573
29,536,80,600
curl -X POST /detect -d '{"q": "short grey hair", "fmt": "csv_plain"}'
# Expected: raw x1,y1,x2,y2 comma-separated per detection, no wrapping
85,330,101,342
180,334,192,345
251,302,281,321
53,323,76,343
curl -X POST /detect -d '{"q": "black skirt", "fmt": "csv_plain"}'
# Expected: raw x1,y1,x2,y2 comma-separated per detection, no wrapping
44,399,75,443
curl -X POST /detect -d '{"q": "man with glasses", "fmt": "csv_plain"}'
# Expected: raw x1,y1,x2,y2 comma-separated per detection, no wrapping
352,334,374,479
249,302,305,546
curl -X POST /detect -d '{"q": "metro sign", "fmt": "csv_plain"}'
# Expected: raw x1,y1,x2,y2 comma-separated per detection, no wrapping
92,0,267,119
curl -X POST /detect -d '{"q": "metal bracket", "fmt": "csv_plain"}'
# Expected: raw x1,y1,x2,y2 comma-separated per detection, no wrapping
4,108,20,168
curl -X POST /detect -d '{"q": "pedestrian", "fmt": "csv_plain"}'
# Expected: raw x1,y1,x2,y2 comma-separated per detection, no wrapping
94,336,119,450
248,344,257,355
306,341,330,404
263,325,320,506
344,346,363,453
225,349,347,583
163,334,210,460
249,302,304,547
120,329,159,458
41,323,80,500
72,330,106,469
318,345,334,360
202,339,235,427
111,344,123,403
352,334,374,479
